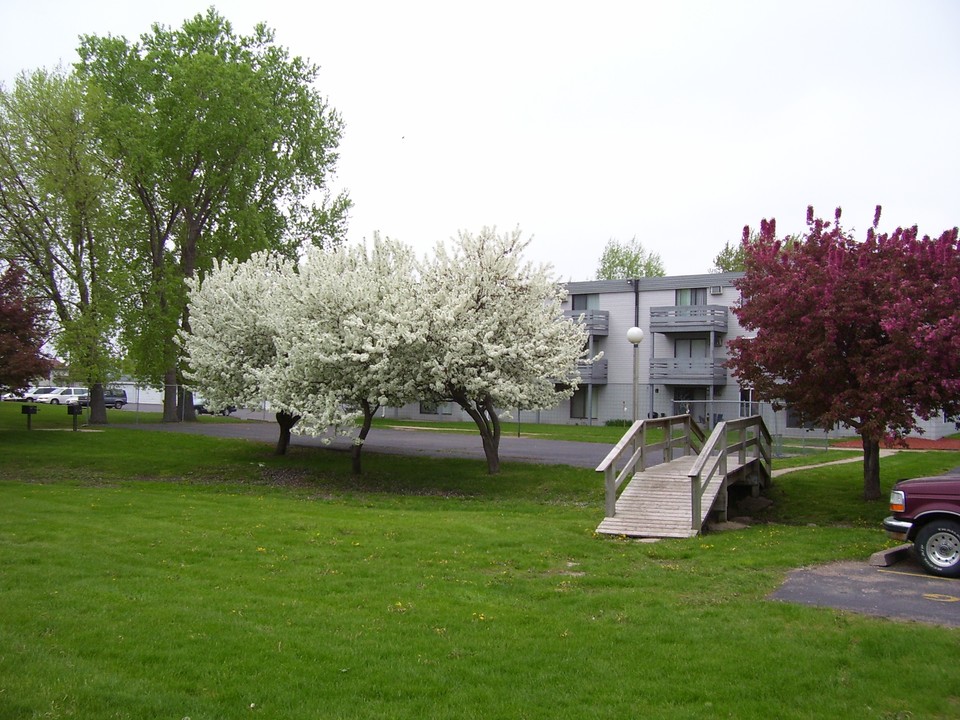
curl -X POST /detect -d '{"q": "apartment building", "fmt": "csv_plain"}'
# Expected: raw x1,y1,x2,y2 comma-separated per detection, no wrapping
393,272,748,427
391,271,954,439
545,272,746,427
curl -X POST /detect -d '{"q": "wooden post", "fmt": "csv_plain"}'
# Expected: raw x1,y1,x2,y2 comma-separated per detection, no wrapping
691,473,701,531
605,467,616,517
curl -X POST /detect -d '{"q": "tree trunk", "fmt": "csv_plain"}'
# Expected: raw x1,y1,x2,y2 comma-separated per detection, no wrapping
162,367,179,422
454,394,502,474
275,411,300,456
87,382,108,425
351,401,378,475
862,435,882,501
480,431,500,474
181,387,197,422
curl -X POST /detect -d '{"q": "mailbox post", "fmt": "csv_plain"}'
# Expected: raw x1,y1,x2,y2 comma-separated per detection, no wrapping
67,403,83,431
22,404,38,430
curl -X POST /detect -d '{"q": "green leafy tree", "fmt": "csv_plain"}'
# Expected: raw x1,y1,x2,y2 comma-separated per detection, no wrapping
75,9,349,421
710,239,747,273
595,236,665,279
0,68,122,423
711,229,801,273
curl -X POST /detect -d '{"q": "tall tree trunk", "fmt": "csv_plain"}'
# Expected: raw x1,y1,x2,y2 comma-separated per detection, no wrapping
275,411,300,456
178,221,200,423
180,386,197,422
162,367,179,422
862,435,882,501
351,401,378,475
87,382,108,425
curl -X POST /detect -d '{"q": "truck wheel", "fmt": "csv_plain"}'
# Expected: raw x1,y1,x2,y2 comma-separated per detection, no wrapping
915,520,960,578
114,402,124,410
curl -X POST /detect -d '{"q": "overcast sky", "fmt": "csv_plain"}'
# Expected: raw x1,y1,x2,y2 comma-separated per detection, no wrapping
2,1,958,280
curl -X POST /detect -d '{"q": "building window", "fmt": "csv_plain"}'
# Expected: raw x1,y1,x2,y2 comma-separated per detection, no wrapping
675,337,708,358
572,293,600,311
570,387,597,420
676,288,707,306
420,400,454,415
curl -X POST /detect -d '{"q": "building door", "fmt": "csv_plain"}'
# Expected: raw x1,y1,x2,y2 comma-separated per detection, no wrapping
675,337,708,359
674,387,707,425
570,386,599,420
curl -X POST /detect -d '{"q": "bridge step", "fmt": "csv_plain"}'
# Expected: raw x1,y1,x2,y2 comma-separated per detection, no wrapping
595,456,727,538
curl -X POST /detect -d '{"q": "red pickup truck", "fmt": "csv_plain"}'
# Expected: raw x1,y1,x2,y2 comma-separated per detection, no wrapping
883,474,960,578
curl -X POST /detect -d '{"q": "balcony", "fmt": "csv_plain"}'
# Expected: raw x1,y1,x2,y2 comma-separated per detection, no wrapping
564,309,609,336
650,305,728,333
576,358,608,385
649,358,726,385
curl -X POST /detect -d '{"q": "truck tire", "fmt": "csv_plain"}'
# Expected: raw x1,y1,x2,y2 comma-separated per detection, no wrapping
915,519,960,578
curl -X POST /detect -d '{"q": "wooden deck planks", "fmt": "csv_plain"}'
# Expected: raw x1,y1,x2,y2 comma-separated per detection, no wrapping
595,456,726,538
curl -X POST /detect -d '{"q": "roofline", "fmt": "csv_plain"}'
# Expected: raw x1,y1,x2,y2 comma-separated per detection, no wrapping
563,272,744,294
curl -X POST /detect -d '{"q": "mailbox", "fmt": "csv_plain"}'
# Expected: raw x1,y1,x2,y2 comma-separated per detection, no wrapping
67,403,83,431
22,404,37,430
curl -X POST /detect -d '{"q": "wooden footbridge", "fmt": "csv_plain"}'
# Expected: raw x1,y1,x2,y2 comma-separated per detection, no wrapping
595,415,771,538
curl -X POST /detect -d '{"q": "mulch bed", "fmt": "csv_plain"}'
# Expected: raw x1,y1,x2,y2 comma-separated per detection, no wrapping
834,437,960,450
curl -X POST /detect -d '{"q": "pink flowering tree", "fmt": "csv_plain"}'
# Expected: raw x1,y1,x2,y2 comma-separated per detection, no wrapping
0,264,55,390
727,206,960,500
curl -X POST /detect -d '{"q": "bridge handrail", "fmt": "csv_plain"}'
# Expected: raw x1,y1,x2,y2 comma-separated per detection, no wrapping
596,414,706,518
688,415,771,531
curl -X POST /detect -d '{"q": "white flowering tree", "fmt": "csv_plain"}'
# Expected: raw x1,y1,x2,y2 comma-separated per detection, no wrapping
180,251,303,455
417,227,589,474
268,236,426,473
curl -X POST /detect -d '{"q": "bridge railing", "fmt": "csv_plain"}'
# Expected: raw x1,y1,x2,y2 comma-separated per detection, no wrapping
687,415,771,531
596,414,706,518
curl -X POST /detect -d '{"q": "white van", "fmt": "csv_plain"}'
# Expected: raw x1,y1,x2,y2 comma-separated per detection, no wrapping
33,387,89,405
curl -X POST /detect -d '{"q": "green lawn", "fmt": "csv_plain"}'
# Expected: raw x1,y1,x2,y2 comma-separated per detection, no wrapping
1,403,959,719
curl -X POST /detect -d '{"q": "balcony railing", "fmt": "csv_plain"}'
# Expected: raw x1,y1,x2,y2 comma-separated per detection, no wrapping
564,309,609,336
650,358,726,385
650,305,728,333
576,358,608,385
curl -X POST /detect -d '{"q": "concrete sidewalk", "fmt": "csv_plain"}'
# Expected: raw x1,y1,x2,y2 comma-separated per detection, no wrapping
771,449,899,477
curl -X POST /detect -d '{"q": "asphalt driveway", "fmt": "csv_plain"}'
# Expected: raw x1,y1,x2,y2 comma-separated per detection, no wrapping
121,411,621,469
769,551,960,627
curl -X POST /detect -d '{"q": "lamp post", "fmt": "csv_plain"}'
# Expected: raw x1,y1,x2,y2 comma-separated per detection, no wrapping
626,326,644,423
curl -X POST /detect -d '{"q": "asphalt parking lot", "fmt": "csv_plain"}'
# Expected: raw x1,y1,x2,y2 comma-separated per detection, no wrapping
769,549,960,627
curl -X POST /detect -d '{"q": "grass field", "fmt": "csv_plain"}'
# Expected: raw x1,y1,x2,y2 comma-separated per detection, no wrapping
1,402,959,719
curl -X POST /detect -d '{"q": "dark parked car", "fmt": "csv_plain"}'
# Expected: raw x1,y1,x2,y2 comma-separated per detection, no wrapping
78,388,128,409
883,475,960,578
194,401,236,416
